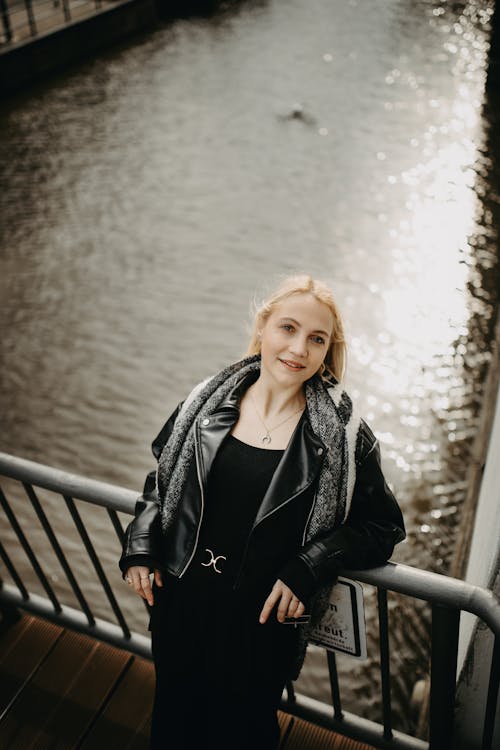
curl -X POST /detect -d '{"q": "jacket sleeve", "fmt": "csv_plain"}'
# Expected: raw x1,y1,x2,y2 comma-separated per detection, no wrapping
279,426,406,605
118,402,183,575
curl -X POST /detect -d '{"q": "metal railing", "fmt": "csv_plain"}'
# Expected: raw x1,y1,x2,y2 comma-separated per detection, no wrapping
0,0,103,45
0,451,499,750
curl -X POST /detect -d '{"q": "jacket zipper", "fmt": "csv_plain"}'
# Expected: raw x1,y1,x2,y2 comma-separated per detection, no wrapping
301,488,317,545
179,421,205,578
232,474,319,591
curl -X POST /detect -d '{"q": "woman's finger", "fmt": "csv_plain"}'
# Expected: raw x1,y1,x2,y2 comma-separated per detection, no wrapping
126,566,153,603
131,571,145,598
286,596,300,617
270,579,292,623
259,591,280,624
154,569,163,588
140,574,154,606
276,589,292,622
259,583,282,624
292,601,305,618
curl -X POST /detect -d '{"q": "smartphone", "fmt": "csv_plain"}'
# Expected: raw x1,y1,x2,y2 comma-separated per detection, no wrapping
282,614,311,625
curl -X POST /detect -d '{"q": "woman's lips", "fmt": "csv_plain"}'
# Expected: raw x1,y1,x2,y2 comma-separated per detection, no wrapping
279,358,306,371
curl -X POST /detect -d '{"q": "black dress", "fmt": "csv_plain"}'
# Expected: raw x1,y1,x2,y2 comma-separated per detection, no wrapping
149,435,300,750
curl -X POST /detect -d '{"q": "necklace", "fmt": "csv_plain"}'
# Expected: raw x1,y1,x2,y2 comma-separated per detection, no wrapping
250,391,305,445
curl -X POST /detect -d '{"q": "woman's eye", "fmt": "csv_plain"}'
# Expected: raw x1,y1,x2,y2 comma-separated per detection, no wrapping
281,324,294,332
312,336,325,345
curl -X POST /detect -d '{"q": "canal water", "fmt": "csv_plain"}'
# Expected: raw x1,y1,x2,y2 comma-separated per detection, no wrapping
0,0,498,734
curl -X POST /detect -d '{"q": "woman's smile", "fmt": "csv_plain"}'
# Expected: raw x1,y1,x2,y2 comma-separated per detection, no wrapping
278,358,306,371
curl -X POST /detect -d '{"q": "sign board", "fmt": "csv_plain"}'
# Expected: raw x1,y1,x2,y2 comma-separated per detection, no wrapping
308,577,367,659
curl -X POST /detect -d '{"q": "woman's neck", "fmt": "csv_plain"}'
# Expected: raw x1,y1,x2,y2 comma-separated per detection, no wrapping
247,375,305,421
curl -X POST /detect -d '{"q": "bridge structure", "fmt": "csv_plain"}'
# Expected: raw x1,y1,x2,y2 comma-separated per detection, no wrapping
0,451,498,750
0,0,160,94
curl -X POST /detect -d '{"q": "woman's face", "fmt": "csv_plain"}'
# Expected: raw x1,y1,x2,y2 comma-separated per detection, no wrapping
259,293,334,388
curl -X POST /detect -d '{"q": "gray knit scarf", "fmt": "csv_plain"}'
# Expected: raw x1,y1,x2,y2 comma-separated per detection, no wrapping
156,354,361,678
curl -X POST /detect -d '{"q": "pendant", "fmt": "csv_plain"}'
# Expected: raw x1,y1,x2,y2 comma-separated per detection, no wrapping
262,433,272,445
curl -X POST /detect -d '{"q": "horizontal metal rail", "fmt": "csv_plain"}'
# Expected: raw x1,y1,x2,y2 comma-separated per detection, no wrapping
0,450,499,750
0,452,138,512
343,563,500,638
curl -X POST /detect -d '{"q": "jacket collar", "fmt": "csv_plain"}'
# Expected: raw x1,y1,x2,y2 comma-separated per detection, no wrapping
196,370,325,523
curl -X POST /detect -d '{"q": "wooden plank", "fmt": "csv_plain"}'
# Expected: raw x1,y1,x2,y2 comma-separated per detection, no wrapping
0,615,62,717
0,611,33,662
34,640,131,750
278,711,295,747
282,714,375,750
0,613,61,669
127,714,152,750
0,629,127,750
79,654,154,750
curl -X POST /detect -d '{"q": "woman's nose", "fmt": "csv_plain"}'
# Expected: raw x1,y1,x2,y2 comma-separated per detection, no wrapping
290,338,308,357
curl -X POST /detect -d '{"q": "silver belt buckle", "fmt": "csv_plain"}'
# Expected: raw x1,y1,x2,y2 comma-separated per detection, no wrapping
201,547,226,574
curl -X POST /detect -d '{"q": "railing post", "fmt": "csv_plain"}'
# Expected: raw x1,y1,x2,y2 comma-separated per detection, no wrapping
0,0,12,43
24,0,37,37
482,635,500,750
0,540,29,599
429,603,460,750
61,0,71,23
64,494,131,639
0,486,61,612
377,587,393,740
327,650,343,720
23,483,95,627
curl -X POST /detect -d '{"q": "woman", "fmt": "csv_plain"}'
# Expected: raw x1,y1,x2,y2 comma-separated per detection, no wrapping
119,274,405,750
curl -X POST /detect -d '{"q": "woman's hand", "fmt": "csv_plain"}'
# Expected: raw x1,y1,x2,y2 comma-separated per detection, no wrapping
125,566,163,606
259,579,306,624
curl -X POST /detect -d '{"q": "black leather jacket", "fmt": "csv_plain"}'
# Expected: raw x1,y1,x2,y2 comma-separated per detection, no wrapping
119,374,405,604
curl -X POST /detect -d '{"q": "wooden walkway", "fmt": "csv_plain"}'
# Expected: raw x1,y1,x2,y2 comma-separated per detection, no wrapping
0,609,375,750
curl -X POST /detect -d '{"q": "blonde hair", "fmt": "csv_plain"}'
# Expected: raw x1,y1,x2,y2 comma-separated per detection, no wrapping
246,274,347,381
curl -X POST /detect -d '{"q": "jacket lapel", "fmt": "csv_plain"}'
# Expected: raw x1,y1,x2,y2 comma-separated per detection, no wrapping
196,407,239,486
253,412,325,528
